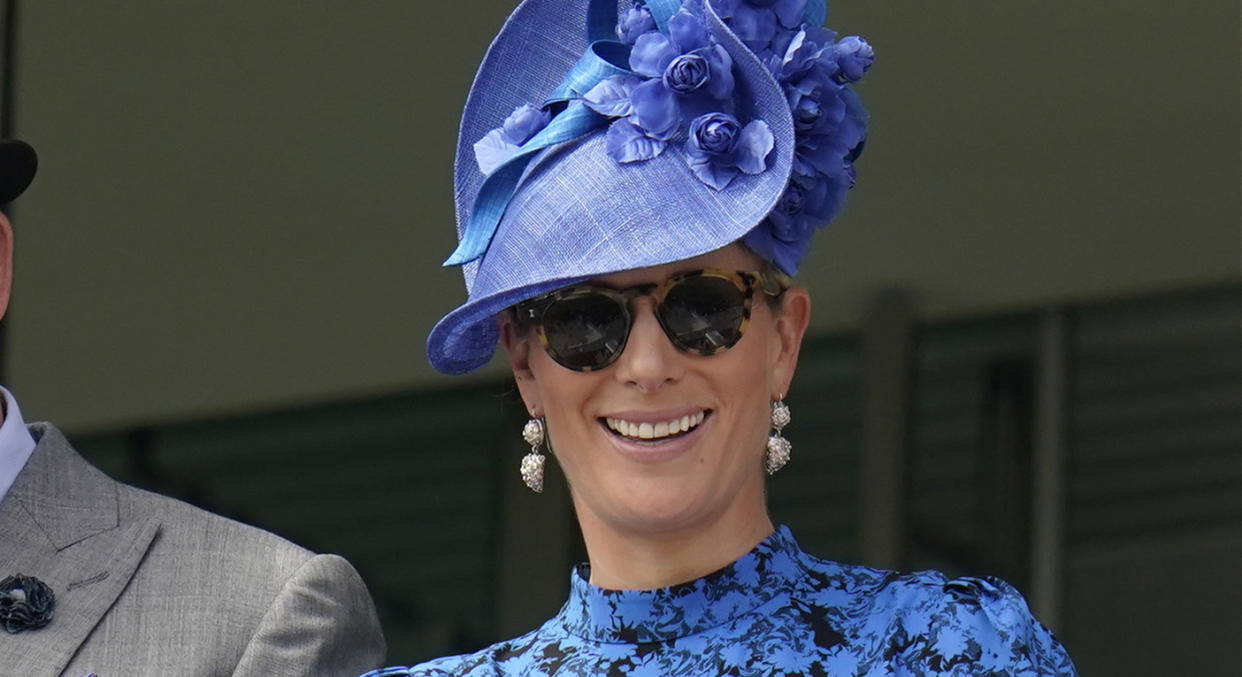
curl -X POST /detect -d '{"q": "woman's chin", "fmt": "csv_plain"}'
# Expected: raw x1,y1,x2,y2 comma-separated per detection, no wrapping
595,480,720,534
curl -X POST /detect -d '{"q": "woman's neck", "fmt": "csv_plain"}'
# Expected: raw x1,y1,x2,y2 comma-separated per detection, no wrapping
575,502,775,591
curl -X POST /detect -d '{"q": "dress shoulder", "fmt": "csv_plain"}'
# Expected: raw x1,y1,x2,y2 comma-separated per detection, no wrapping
798,554,1077,675
920,574,1076,675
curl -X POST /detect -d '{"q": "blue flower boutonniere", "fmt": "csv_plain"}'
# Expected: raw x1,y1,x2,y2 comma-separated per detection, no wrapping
0,574,56,634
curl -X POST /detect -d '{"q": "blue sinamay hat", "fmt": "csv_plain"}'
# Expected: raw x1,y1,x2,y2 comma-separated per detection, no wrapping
427,0,873,374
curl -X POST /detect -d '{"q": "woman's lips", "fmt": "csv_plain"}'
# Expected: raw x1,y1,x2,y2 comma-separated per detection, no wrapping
597,410,712,463
603,411,707,440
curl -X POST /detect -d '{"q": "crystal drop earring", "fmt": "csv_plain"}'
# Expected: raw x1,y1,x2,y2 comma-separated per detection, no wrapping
764,398,792,475
520,418,546,493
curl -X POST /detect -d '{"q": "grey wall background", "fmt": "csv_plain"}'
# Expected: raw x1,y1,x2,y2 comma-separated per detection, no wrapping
6,1,1238,430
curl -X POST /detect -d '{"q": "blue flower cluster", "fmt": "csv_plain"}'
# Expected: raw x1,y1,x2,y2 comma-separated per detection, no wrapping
585,1,772,191
722,0,874,271
473,1,774,193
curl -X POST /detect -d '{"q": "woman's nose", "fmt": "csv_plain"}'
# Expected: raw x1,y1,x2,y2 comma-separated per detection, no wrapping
613,298,683,392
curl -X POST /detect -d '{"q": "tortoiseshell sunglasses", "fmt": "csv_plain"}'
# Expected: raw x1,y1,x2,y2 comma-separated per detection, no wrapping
515,268,788,372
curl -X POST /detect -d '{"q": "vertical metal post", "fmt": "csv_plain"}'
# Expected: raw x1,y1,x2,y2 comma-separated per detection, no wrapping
858,289,915,569
0,0,15,138
0,0,17,385
1030,308,1068,630
981,358,1034,587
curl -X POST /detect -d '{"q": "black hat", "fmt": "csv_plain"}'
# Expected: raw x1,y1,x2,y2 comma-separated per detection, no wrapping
0,140,37,205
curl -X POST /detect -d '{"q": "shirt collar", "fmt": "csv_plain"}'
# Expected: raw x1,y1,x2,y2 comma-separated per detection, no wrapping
0,386,37,505
558,525,806,644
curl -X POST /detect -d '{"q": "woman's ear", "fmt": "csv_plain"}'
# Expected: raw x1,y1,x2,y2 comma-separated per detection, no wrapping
768,286,811,398
498,311,543,416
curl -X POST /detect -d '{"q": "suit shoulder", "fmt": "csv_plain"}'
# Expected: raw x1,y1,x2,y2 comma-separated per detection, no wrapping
117,480,314,578
26,421,314,572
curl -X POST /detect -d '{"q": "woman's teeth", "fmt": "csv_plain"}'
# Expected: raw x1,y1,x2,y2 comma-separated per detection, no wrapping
605,411,706,440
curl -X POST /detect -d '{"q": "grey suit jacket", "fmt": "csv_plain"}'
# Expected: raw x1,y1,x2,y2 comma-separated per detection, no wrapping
0,423,386,676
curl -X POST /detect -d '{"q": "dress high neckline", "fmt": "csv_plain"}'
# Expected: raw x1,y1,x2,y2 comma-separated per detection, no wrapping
371,523,1079,676
558,525,806,644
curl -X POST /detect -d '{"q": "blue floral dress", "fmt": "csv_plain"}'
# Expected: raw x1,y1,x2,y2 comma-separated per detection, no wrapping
366,527,1076,676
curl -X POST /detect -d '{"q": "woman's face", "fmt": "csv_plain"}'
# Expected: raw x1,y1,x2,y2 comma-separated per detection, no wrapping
502,243,810,538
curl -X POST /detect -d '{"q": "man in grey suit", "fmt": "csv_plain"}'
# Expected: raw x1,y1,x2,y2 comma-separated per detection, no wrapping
0,140,386,675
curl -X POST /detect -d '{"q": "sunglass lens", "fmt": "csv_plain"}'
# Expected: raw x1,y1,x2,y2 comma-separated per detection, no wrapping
541,293,629,370
659,275,748,353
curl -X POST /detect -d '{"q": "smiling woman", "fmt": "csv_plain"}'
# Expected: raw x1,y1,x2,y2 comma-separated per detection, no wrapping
365,0,1076,675
503,244,809,591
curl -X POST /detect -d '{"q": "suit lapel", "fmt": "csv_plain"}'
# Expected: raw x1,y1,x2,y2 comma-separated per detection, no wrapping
0,424,160,675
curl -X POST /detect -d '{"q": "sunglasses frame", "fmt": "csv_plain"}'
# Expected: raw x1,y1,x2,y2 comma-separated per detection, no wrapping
515,268,789,372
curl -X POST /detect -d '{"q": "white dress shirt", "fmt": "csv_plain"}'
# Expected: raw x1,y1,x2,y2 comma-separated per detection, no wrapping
0,386,37,504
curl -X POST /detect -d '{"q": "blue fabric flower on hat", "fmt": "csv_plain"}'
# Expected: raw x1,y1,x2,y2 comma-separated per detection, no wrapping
584,3,746,167
737,18,874,270
617,4,657,44
710,0,808,54
686,112,774,189
473,104,552,176
630,8,734,101
834,35,874,83
744,169,848,273
786,70,866,179
472,0,779,193
770,169,849,242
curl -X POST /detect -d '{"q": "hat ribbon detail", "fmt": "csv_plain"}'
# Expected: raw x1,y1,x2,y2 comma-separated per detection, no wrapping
642,0,683,32
444,50,630,266
444,0,694,267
